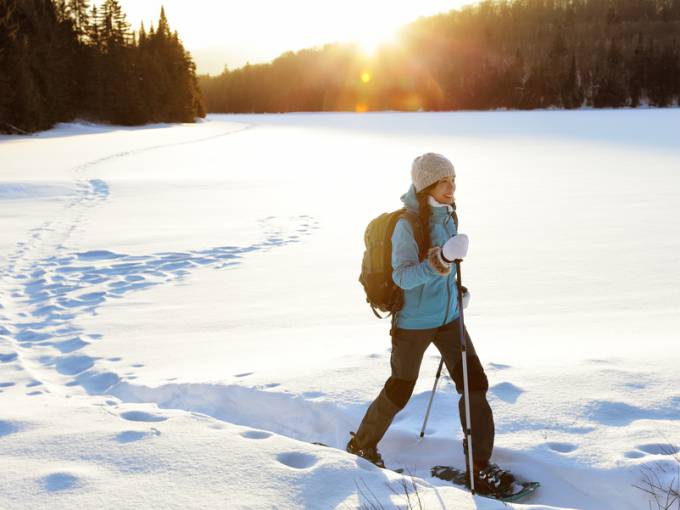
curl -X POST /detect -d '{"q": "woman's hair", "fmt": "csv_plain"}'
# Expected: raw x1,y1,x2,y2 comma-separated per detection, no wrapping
416,186,434,251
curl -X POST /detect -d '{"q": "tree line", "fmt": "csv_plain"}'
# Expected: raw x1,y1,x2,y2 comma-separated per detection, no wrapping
200,0,680,112
0,0,205,134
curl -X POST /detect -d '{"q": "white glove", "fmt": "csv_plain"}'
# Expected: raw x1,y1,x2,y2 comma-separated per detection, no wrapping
441,233,469,262
462,288,471,309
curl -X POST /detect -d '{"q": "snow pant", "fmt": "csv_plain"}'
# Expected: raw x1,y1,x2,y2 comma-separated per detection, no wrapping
353,317,495,467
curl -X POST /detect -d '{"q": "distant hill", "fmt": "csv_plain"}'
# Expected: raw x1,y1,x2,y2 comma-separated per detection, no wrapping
199,0,680,112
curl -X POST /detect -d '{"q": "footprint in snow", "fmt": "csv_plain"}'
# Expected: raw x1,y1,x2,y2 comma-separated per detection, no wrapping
636,443,680,456
240,430,272,440
74,371,119,393
587,359,612,365
7,215,318,401
116,428,161,443
623,381,647,390
546,442,578,453
583,400,680,426
490,382,524,404
120,410,168,422
0,420,20,437
55,355,95,375
276,452,318,469
52,337,89,354
76,250,124,261
487,362,511,370
0,353,18,363
302,391,324,398
42,472,81,492
16,329,51,343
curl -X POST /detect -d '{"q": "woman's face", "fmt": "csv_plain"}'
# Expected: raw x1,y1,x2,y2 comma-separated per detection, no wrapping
429,176,456,204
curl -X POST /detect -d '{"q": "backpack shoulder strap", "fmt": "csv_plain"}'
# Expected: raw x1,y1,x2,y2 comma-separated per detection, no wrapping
399,208,426,261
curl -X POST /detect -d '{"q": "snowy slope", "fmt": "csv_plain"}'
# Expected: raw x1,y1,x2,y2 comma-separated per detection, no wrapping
1,111,679,509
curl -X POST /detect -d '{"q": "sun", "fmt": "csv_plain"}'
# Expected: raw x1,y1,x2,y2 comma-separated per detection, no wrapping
353,26,399,56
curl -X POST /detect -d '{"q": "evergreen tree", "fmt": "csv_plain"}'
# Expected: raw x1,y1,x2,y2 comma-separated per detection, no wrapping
594,38,629,107
629,33,646,106
648,40,678,106
67,0,89,42
0,0,19,131
1,0,204,133
562,53,583,108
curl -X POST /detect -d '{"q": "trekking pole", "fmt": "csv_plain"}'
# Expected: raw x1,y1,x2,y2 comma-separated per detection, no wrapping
419,358,444,438
455,259,475,494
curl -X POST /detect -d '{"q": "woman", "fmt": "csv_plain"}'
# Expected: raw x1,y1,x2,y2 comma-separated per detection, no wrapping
347,152,515,496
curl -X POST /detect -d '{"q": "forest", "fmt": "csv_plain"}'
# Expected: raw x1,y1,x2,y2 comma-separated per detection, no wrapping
0,0,205,134
200,0,680,112
2,0,678,133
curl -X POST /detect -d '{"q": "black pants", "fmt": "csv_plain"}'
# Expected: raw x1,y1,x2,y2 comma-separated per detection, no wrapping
354,318,495,466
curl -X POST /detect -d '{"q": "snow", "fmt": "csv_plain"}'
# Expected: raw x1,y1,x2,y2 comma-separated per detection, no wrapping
1,110,679,509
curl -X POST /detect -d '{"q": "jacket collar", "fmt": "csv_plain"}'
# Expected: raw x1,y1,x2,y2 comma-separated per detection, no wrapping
401,185,454,220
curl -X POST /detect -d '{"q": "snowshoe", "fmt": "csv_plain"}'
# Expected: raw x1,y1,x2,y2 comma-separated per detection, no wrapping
431,463,539,502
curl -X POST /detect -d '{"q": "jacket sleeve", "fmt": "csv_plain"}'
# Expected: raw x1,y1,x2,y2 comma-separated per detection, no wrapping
391,218,438,290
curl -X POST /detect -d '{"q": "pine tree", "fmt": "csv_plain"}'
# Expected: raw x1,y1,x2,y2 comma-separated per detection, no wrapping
648,40,677,106
157,6,170,39
0,0,19,131
593,38,628,107
629,33,645,106
86,3,99,47
1,0,203,132
68,0,89,43
562,53,583,108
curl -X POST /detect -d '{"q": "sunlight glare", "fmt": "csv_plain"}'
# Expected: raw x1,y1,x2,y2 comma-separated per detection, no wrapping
354,26,399,57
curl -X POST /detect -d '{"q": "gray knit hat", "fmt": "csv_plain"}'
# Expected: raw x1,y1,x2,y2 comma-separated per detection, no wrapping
411,153,455,192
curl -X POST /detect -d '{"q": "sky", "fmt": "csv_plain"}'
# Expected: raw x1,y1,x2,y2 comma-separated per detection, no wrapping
109,0,474,75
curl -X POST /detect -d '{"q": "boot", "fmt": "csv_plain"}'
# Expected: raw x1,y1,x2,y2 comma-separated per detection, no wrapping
467,462,520,497
462,438,519,497
346,432,385,468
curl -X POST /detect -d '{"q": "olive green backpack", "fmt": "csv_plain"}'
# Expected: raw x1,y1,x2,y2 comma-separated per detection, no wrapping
358,209,425,318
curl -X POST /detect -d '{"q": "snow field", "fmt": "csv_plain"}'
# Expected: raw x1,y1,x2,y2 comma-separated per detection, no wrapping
1,111,680,509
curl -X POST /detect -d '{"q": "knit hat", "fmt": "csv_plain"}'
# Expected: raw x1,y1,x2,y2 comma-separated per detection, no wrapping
411,153,455,193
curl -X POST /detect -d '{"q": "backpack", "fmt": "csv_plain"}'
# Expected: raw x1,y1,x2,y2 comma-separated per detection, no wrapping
359,208,425,318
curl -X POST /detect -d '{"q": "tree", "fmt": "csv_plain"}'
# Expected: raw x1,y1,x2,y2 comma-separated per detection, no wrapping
1,0,203,133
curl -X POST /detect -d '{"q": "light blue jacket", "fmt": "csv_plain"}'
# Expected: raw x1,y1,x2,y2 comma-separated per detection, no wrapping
391,185,459,329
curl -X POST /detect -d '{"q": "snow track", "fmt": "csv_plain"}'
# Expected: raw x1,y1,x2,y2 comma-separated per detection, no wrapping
111,381,355,448
0,124,380,508
0,121,321,402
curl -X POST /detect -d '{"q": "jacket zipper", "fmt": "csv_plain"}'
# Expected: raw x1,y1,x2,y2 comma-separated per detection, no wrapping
442,276,451,326
441,212,454,326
